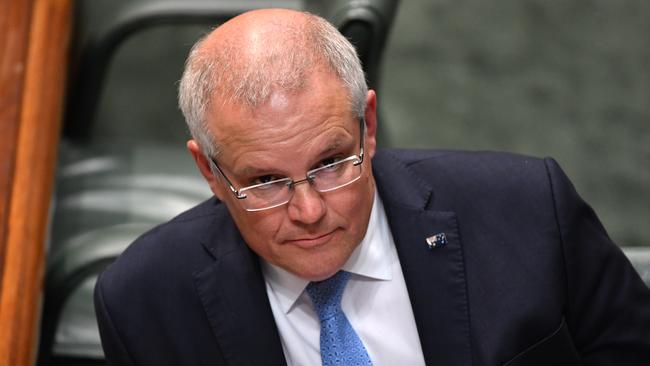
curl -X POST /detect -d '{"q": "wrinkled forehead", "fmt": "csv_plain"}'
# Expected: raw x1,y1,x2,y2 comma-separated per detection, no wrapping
206,72,359,168
210,68,355,132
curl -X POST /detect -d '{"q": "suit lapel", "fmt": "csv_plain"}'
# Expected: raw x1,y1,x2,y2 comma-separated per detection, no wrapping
374,150,473,365
192,205,286,366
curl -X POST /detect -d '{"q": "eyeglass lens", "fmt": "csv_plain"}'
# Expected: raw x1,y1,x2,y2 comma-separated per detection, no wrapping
240,156,361,211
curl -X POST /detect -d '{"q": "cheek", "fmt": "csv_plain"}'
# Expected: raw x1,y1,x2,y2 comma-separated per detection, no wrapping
329,174,375,234
231,209,284,252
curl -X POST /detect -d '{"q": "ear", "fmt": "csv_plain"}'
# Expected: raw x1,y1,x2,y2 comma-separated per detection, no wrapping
363,89,378,158
187,139,224,201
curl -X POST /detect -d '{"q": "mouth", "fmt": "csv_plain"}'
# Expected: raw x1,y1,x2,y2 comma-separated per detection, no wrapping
285,229,338,249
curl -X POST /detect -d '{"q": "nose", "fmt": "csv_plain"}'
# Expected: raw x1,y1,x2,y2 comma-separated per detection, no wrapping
287,182,326,224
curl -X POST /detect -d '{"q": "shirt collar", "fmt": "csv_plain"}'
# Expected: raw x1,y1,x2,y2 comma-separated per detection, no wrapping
262,190,393,314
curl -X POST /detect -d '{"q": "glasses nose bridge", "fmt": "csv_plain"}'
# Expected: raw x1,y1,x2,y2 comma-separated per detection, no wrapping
285,173,325,213
285,173,322,204
289,173,316,190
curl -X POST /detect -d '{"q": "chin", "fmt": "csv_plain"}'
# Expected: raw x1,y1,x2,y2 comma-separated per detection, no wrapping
273,234,361,280
303,268,340,282
294,253,349,281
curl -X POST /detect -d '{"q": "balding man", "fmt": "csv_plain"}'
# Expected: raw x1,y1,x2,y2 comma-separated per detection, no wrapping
94,9,650,366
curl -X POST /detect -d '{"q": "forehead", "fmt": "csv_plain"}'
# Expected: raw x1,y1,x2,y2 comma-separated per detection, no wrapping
208,71,358,169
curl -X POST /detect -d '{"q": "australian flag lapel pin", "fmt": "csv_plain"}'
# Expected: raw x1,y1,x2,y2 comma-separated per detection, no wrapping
426,233,447,250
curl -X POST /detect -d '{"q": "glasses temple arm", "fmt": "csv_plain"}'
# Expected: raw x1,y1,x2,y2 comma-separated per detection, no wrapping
358,118,366,164
210,157,247,199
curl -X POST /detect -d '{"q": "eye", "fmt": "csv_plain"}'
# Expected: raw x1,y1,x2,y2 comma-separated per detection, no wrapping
251,175,282,186
318,156,342,168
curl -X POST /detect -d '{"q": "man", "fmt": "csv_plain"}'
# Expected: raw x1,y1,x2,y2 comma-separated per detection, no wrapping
94,8,650,366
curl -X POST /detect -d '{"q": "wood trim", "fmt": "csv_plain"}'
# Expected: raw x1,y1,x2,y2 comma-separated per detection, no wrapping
0,0,34,295
0,0,72,364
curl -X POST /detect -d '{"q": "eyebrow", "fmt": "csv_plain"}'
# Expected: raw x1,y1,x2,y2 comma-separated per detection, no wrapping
319,139,344,156
237,165,273,177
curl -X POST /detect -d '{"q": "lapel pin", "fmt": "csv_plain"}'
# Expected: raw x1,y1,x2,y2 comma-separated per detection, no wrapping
426,233,447,250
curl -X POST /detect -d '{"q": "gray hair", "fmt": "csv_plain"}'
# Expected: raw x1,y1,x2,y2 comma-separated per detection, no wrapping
178,12,368,158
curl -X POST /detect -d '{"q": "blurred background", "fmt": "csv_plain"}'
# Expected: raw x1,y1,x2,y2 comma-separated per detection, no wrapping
381,0,650,248
34,0,649,364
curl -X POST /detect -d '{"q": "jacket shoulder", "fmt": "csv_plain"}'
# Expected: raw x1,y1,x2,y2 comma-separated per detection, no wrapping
376,149,553,203
379,148,545,170
96,198,226,300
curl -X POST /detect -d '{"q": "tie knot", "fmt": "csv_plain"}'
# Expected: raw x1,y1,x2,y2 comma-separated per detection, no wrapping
306,271,350,321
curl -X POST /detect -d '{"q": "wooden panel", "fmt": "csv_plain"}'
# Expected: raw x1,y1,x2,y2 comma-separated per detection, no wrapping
0,0,34,293
0,0,72,364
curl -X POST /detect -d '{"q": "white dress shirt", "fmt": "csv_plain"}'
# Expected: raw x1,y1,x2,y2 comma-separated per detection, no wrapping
262,192,426,366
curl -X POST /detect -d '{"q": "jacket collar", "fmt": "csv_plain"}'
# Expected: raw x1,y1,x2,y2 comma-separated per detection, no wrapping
193,204,287,365
373,150,473,365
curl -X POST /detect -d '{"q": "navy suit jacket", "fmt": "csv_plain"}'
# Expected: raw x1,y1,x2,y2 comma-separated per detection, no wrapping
95,149,650,365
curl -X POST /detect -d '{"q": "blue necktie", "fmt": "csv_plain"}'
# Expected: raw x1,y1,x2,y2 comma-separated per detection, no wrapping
306,271,373,366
